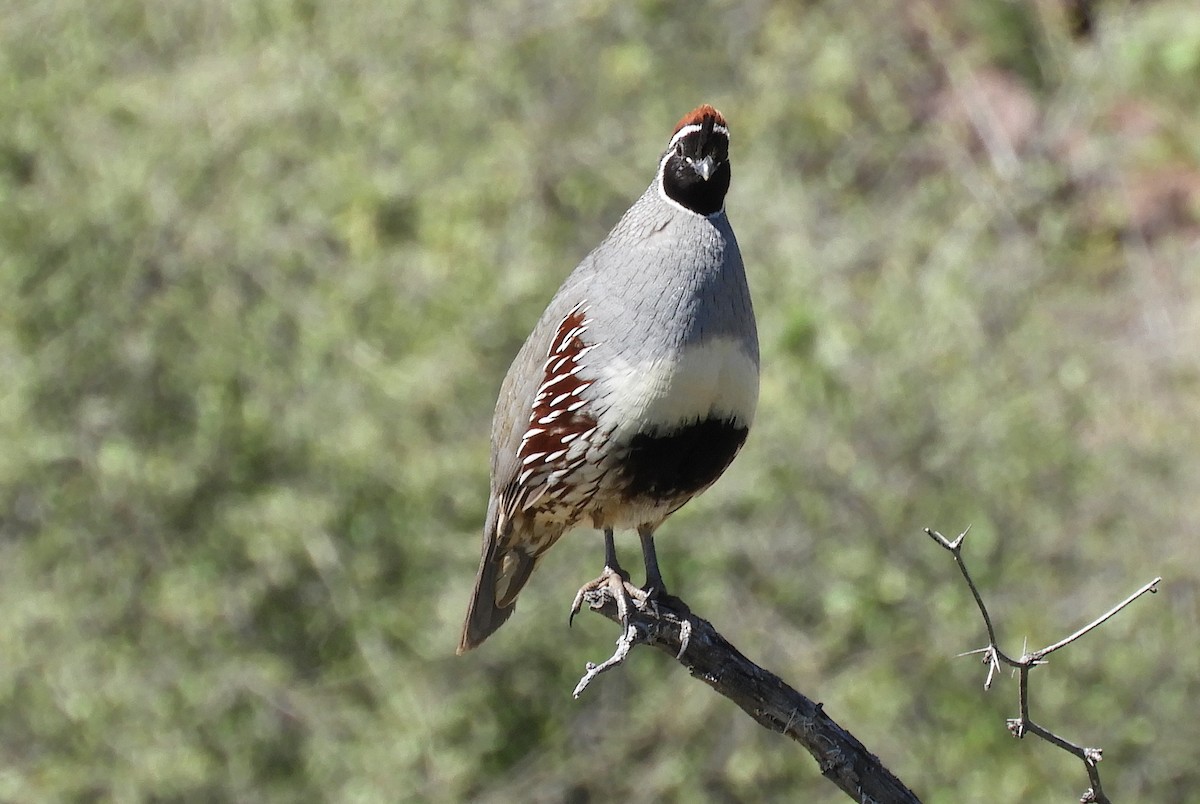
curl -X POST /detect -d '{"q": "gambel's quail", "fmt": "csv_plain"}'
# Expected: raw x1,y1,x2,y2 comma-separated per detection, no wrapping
457,104,758,653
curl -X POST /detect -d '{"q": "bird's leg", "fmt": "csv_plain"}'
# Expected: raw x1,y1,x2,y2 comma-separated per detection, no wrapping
637,525,667,598
602,525,624,577
637,524,690,616
569,527,648,627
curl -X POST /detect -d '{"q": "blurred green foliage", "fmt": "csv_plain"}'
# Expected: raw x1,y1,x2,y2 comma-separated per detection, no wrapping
2,0,1198,801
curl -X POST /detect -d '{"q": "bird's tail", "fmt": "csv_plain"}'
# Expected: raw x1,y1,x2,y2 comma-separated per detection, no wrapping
457,528,538,654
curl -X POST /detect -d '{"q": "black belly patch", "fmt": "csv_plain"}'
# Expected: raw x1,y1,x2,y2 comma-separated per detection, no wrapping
620,417,748,502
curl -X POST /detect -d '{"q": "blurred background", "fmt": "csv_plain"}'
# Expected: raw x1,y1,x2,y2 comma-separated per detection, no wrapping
2,0,1198,801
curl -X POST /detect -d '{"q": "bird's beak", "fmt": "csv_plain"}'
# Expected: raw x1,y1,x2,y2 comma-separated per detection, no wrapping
692,155,717,181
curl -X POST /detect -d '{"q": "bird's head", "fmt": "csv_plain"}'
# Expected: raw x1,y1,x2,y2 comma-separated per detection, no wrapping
659,104,731,216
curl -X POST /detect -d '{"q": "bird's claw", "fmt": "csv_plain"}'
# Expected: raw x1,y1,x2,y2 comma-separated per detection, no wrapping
568,565,648,628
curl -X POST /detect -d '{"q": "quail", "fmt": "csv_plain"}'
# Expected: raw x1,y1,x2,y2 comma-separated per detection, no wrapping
457,104,758,653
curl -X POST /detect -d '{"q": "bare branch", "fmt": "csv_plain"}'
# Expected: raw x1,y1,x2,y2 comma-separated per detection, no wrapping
1032,577,1160,661
926,525,1162,804
574,587,922,804
571,623,639,698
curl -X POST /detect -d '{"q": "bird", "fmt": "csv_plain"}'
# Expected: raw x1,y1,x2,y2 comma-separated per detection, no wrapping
457,104,758,654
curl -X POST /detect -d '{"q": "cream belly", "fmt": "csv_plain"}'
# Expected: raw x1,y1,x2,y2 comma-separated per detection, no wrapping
595,336,759,441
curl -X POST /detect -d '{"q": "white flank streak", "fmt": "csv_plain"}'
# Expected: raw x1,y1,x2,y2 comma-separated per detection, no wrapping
557,328,583,350
596,337,758,438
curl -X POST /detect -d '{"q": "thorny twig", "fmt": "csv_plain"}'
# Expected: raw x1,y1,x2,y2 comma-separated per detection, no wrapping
926,526,1161,804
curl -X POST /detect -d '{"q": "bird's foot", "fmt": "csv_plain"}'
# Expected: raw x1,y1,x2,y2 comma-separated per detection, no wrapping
570,573,694,697
643,587,691,619
568,565,648,629
630,578,692,621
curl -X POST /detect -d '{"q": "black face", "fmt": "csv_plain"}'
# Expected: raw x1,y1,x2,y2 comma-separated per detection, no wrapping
661,114,731,216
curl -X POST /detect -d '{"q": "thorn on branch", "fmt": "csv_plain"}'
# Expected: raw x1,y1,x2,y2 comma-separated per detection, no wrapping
924,525,970,551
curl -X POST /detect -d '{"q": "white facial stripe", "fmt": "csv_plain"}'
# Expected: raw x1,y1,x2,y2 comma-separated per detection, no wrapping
668,122,731,150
